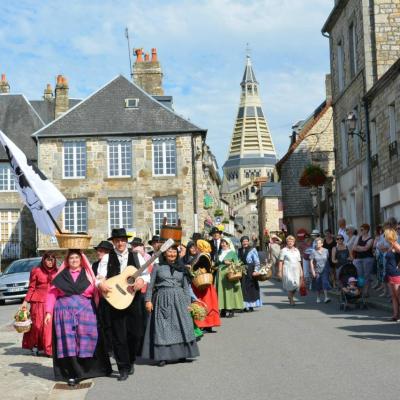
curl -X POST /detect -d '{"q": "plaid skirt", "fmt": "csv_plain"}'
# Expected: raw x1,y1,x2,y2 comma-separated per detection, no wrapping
54,294,98,359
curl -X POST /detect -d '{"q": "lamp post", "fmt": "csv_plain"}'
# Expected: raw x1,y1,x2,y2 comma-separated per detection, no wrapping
345,110,374,231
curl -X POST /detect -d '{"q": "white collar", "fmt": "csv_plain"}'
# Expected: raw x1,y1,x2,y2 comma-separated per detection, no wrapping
115,248,129,257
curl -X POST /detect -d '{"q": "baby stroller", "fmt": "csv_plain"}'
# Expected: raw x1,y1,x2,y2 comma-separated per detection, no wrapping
337,262,367,311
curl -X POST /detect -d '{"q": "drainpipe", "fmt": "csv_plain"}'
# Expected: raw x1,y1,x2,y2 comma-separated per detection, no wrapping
363,99,374,232
191,134,199,232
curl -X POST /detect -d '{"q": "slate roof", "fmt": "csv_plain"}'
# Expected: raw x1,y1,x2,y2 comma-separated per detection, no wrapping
30,99,81,124
0,94,44,160
33,75,206,138
223,154,278,169
260,182,282,198
241,56,258,84
275,100,331,174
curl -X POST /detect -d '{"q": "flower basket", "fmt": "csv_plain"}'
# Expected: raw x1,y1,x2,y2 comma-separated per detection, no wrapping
225,260,246,282
214,209,224,217
55,232,92,249
192,273,214,290
190,301,208,321
255,264,273,281
299,164,327,187
227,271,243,282
13,307,31,333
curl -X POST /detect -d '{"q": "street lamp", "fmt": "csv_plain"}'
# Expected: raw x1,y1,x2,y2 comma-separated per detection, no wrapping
345,110,374,229
346,111,366,142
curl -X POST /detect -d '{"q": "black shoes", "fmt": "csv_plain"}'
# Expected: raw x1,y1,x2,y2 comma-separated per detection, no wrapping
227,311,234,318
118,370,129,381
129,364,135,375
203,327,215,333
158,360,167,367
220,310,227,318
67,378,77,386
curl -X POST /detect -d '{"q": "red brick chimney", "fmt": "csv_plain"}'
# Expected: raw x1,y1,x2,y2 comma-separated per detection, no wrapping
0,74,10,93
151,48,158,62
135,48,143,62
55,75,69,118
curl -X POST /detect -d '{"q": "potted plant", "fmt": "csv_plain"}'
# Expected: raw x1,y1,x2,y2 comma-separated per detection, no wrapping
214,208,224,217
222,218,229,224
299,164,327,187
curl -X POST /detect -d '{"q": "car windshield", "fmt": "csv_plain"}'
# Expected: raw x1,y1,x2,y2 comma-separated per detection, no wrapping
4,259,41,275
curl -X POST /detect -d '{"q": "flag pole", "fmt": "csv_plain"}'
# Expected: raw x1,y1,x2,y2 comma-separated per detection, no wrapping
46,210,63,234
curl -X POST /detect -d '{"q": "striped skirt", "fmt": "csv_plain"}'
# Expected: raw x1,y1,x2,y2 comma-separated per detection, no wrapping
54,294,98,359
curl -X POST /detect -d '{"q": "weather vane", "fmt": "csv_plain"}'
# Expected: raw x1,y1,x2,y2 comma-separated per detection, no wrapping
246,42,251,58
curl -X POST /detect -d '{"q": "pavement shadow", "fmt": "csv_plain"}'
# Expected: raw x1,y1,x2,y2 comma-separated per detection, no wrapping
10,362,54,380
0,342,14,349
339,322,400,341
2,346,32,356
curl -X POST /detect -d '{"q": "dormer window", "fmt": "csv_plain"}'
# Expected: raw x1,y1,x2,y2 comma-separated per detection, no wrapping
125,98,139,108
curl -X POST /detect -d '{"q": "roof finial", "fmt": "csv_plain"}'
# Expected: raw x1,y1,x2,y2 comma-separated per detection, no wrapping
246,42,251,59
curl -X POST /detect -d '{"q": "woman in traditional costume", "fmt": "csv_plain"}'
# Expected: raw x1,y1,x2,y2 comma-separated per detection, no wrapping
22,253,58,356
44,250,111,386
216,238,244,318
142,245,199,366
238,236,262,311
182,241,221,333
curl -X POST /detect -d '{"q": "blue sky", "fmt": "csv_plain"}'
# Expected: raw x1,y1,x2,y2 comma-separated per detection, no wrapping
1,0,333,167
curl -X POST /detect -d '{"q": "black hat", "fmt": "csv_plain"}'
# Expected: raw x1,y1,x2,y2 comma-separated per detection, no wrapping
191,232,202,242
108,228,130,241
240,235,250,243
148,235,163,245
130,237,144,247
210,227,223,235
94,241,114,251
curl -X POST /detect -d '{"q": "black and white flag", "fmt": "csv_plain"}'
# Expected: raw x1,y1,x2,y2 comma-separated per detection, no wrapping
0,130,66,235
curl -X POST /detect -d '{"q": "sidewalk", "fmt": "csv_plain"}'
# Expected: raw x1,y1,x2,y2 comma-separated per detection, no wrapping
0,322,93,400
0,323,54,400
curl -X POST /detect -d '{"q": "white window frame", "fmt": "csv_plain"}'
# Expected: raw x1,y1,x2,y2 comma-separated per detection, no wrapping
152,138,177,177
107,140,132,178
108,198,133,234
152,196,178,234
125,98,139,108
370,119,377,155
340,120,348,168
389,103,396,143
0,163,17,192
337,40,345,92
63,199,88,233
62,140,86,179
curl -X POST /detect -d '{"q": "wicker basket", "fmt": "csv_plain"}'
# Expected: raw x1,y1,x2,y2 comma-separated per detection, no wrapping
256,270,272,282
55,233,92,249
227,271,242,282
192,273,213,290
13,320,32,333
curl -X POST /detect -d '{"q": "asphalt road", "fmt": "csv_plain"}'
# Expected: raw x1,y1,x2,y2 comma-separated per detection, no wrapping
85,280,400,400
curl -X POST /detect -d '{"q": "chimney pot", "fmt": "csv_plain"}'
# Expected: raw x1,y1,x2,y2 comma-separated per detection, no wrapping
151,48,158,62
56,75,63,85
135,48,143,62
144,53,150,61
1,74,6,82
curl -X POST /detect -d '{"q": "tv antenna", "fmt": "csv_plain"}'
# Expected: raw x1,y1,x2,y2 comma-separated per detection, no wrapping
125,27,133,78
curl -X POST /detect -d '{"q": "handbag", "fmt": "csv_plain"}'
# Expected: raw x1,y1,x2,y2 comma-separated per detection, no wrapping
299,277,308,296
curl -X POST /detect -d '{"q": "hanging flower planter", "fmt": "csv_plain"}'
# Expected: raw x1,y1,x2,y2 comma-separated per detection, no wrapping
214,208,224,217
299,164,327,187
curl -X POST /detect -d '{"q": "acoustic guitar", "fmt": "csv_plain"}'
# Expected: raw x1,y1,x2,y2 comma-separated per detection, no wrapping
103,238,174,310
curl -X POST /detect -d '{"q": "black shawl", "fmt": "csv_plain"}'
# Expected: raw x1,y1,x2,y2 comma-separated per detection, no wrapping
52,268,90,296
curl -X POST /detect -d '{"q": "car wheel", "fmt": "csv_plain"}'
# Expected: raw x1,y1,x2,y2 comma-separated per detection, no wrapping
0,300,6,306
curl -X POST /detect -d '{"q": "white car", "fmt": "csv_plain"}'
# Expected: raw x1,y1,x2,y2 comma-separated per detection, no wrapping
0,257,41,305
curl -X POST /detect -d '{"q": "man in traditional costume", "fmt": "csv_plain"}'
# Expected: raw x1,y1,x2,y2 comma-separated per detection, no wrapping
209,227,223,262
96,228,151,381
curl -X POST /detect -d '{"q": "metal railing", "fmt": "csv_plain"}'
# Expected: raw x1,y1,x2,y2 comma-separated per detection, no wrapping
0,241,21,260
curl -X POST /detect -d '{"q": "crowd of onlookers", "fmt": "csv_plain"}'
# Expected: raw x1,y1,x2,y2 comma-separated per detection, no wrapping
266,217,400,320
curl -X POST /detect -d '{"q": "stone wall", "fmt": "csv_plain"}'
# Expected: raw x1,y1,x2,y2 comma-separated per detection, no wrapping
37,134,206,249
258,196,282,241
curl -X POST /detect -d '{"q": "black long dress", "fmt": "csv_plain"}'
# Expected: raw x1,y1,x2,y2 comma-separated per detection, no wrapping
238,247,262,309
51,269,112,382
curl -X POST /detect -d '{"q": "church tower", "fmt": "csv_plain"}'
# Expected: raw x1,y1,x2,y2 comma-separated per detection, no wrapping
222,54,278,237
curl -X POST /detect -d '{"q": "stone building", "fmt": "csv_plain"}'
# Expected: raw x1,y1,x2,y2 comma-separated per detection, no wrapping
276,78,334,235
322,0,400,228
221,54,278,239
364,58,400,220
33,69,214,248
0,74,79,261
257,181,283,248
